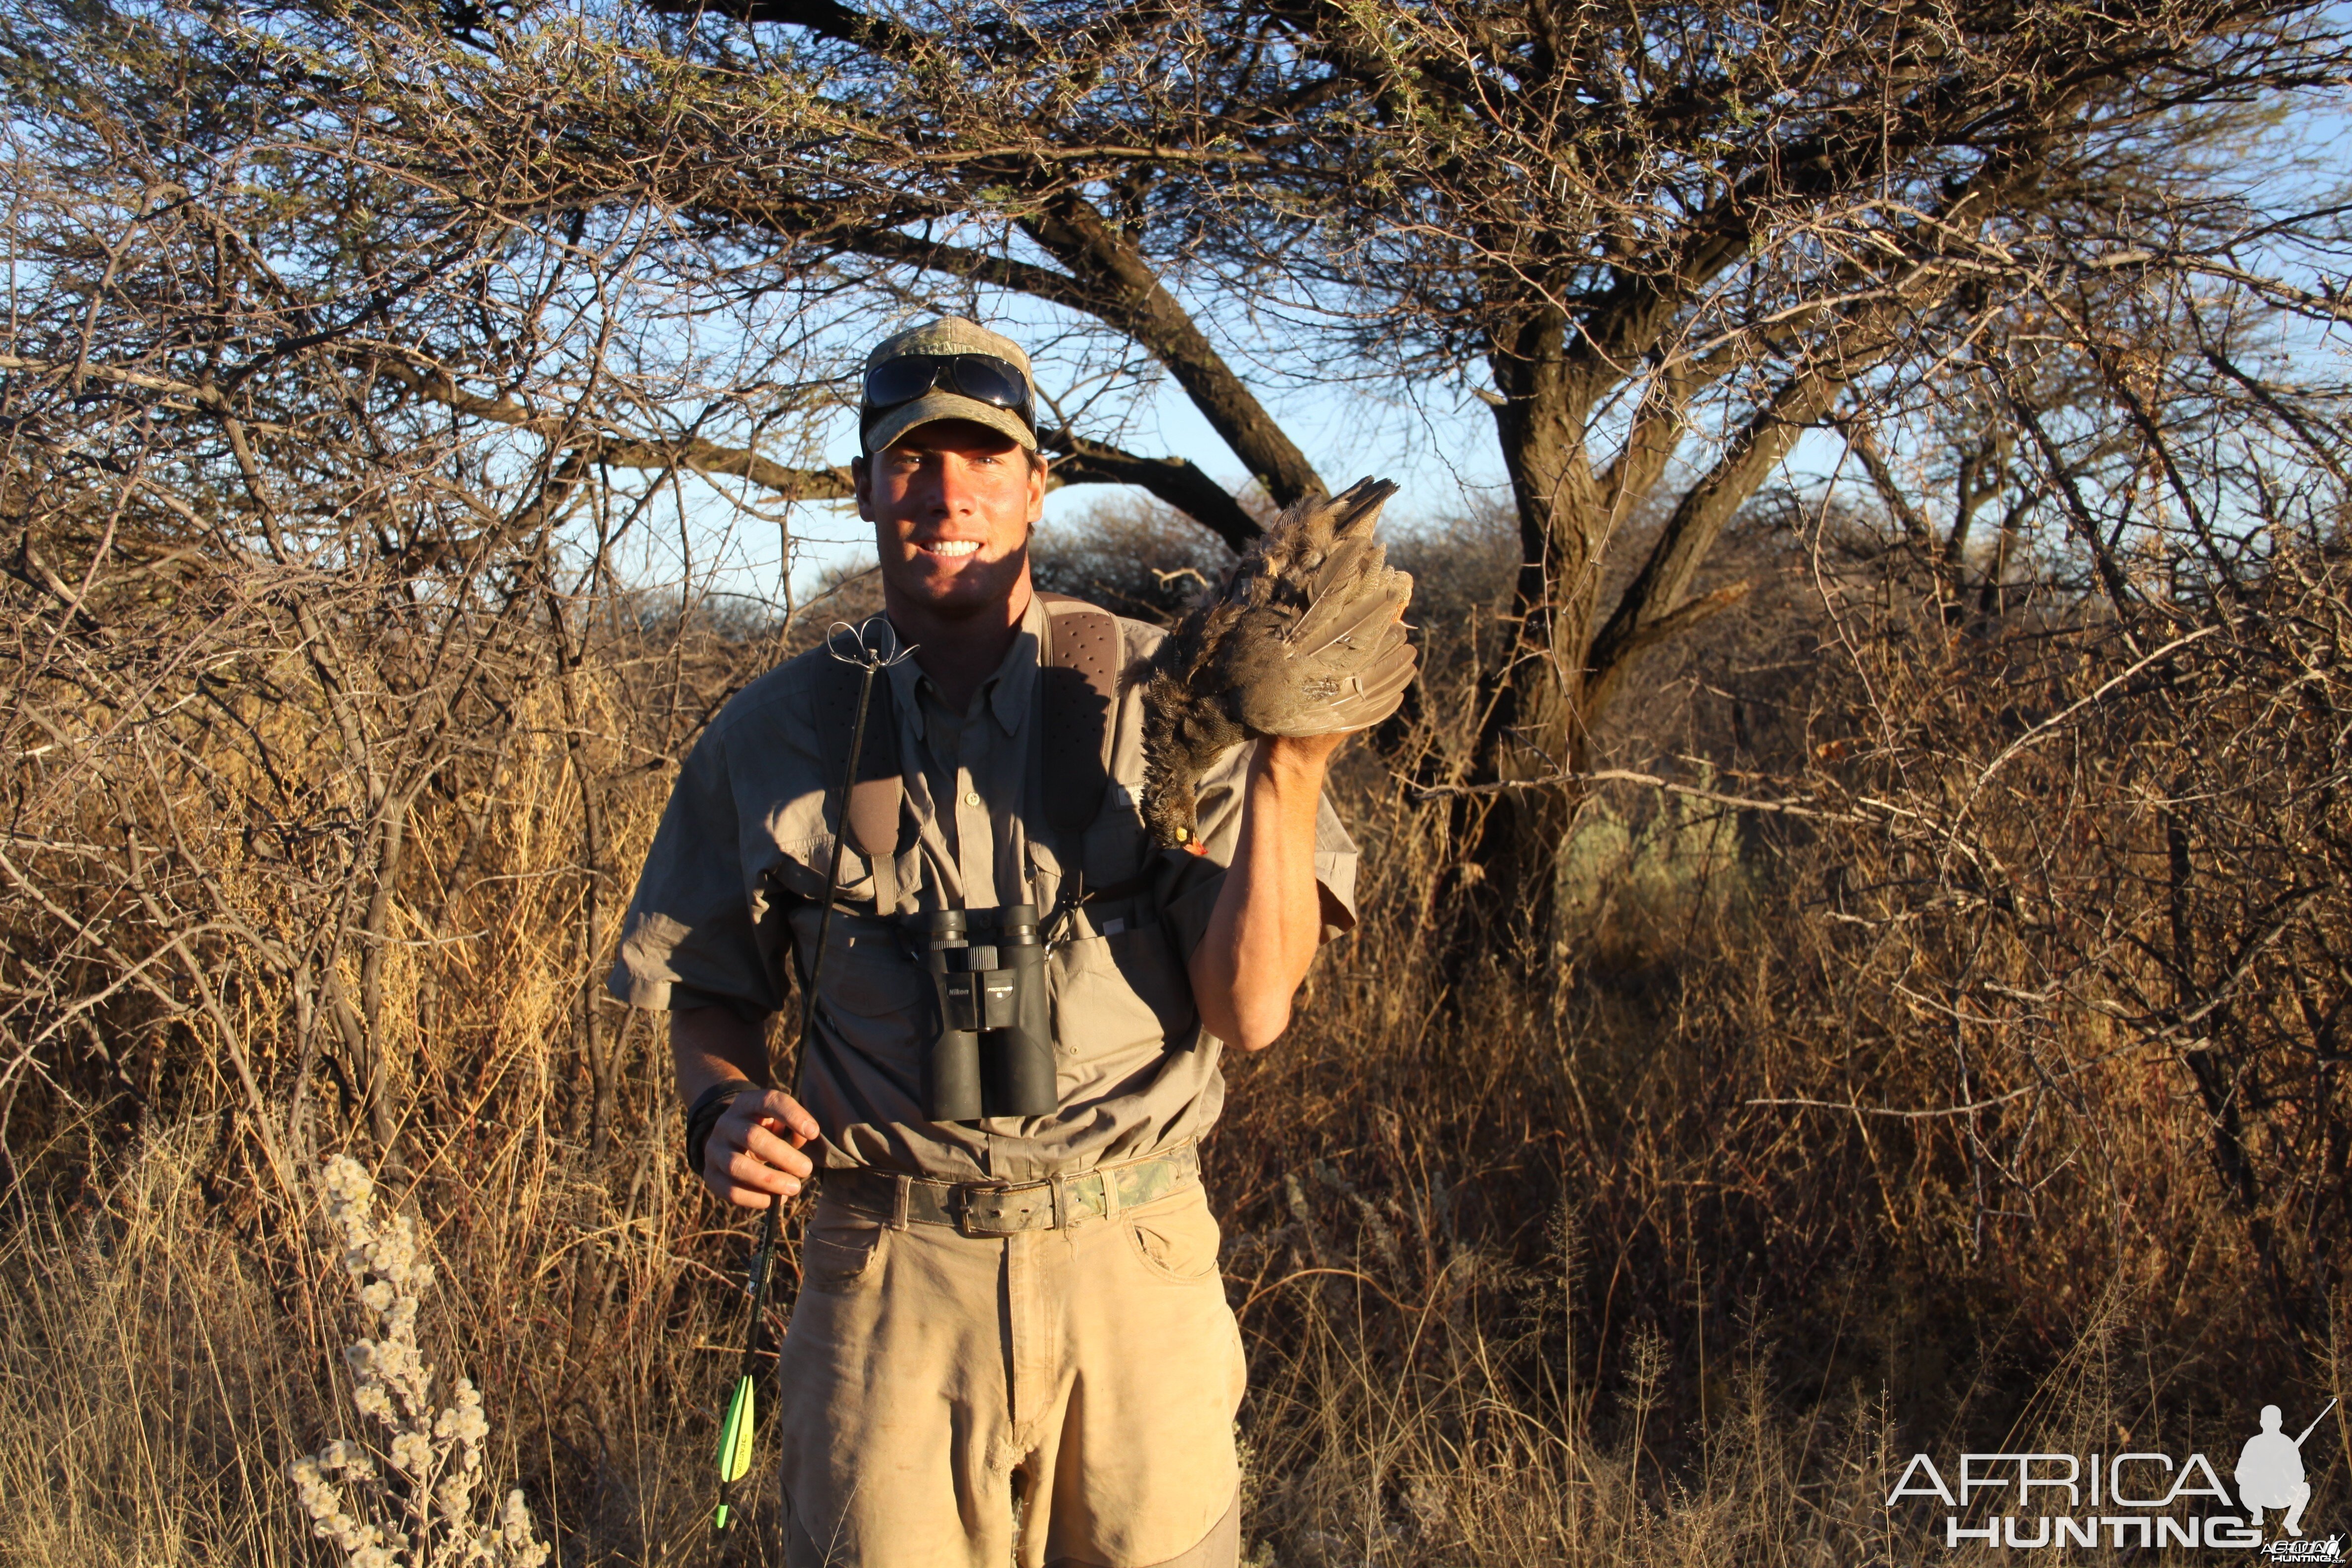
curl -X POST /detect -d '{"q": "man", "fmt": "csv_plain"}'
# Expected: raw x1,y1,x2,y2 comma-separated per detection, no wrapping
608,318,1367,1568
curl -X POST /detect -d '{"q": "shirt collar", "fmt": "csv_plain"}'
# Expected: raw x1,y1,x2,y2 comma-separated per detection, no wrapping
885,591,1044,741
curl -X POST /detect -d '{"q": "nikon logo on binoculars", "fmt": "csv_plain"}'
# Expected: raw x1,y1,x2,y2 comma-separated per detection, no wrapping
1886,1400,2341,1554
913,904,1056,1122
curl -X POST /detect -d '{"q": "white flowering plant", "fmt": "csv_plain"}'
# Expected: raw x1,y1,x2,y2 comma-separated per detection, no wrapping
290,1155,552,1568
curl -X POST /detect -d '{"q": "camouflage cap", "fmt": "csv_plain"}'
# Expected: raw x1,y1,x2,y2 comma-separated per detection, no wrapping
860,317,1039,457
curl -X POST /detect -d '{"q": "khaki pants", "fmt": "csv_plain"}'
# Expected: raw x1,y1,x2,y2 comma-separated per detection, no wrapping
774,1171,1246,1568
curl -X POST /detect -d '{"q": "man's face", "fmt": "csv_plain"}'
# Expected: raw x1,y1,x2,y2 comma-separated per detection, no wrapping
855,419,1045,619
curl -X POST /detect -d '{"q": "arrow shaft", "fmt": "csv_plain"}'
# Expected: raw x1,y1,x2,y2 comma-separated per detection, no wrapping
713,642,884,1546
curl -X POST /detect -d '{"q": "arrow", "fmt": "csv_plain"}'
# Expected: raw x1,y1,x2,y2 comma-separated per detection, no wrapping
712,1198,780,1530
710,619,907,1550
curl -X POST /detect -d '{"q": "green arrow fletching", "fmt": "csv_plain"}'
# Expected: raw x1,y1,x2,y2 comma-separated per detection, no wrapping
716,1373,757,1483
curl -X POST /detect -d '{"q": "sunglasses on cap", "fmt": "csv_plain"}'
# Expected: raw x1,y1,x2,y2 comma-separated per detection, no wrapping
860,352,1036,434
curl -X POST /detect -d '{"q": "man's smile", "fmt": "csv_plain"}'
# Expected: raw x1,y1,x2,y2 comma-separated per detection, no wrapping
916,538,984,559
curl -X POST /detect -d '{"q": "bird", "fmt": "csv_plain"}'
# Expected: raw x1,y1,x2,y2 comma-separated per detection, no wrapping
1140,477,1417,849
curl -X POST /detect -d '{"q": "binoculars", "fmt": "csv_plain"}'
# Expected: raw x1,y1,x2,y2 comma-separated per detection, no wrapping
910,904,1056,1121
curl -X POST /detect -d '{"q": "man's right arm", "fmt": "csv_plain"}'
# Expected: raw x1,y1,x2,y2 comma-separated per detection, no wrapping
673,1006,820,1208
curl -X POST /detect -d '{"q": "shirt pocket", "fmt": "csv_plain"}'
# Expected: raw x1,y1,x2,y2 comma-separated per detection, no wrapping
1048,920,1196,1059
821,929,929,1021
771,832,880,907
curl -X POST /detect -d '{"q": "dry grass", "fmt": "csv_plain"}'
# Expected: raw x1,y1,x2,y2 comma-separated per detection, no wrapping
2,512,2350,1564
1,1121,314,1567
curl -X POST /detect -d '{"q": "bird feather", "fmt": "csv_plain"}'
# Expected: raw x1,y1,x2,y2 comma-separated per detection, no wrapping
1140,477,1418,848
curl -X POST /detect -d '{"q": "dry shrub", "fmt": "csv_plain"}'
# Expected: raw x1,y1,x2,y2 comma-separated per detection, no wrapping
1204,509,2352,1559
1031,494,1241,624
5,522,2351,1563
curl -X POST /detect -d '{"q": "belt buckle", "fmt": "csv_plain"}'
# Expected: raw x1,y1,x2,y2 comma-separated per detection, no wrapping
952,1179,1054,1236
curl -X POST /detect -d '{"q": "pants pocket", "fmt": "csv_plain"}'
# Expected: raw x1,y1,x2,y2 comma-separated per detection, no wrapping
798,1220,884,1295
1125,1191,1223,1283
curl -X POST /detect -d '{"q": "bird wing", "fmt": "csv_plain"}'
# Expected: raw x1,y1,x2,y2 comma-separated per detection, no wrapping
1222,477,1418,737
1144,474,1419,840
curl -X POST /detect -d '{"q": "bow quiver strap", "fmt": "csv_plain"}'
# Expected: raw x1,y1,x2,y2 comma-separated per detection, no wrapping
807,598,1124,911
1037,595,1168,911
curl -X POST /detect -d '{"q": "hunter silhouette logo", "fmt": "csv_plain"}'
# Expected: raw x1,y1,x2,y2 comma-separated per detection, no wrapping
1887,1397,2342,1552
2239,1401,2332,1538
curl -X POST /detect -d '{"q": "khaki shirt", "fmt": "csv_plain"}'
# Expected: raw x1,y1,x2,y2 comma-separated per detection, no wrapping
608,593,1360,1182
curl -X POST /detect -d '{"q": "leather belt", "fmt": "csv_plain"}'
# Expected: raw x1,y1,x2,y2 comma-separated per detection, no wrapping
825,1142,1200,1236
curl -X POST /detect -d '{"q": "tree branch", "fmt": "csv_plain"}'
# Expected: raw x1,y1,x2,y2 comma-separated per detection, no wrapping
1585,362,1844,695
1016,192,1325,508
1041,431,1260,551
842,231,1101,316
375,362,855,500
1839,414,1937,557
643,0,925,54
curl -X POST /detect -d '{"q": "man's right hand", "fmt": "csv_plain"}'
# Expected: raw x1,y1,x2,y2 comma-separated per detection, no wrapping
672,1005,822,1207
702,1086,821,1208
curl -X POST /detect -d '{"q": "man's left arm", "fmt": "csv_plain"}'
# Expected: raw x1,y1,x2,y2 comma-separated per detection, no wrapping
1186,732,1349,1051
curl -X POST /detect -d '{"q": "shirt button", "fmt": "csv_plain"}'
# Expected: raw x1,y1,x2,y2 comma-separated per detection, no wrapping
963,790,982,807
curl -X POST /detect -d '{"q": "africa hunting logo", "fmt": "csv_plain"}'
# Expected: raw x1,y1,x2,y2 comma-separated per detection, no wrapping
1886,1400,2341,1554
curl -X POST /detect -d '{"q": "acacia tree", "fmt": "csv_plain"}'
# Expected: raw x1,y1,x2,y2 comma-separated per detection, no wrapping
11,0,2349,968
242,0,2349,943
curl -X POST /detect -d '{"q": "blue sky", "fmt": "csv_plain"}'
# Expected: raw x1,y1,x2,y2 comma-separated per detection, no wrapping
615,95,2351,618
